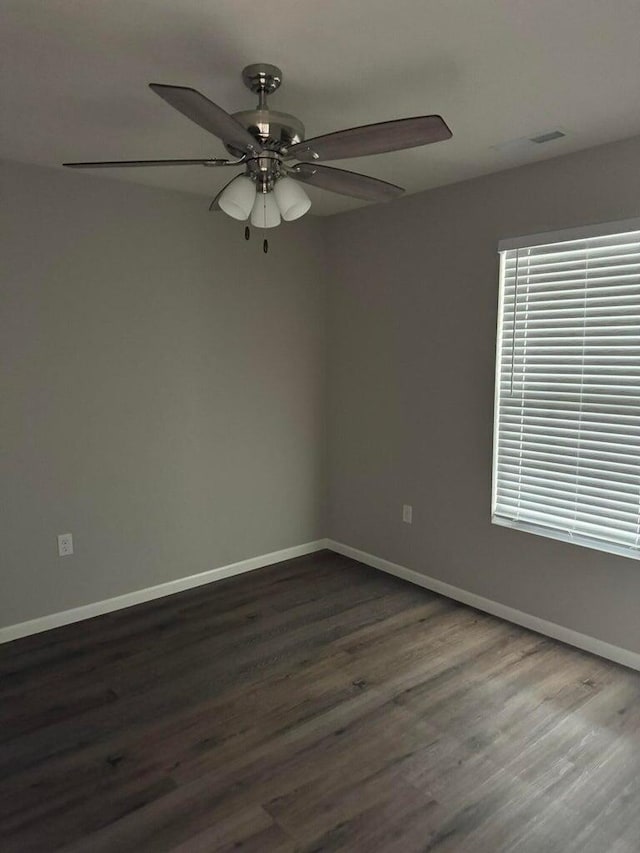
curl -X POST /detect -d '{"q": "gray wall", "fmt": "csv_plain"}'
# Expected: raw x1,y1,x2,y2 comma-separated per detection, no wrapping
325,135,640,654
1,160,326,626
4,137,640,652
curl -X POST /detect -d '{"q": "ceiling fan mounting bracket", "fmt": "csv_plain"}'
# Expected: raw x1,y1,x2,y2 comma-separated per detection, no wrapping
242,63,283,97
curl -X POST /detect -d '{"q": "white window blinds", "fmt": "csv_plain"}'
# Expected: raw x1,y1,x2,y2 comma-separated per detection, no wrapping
493,218,640,560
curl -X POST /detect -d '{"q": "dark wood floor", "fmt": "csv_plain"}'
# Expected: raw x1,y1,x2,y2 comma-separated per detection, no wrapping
1,551,639,852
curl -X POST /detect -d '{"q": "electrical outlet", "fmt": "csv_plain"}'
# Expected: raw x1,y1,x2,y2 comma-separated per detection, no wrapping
402,504,413,524
58,533,74,556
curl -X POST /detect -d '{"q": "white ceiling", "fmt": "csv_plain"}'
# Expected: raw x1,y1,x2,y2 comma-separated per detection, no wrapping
3,0,640,216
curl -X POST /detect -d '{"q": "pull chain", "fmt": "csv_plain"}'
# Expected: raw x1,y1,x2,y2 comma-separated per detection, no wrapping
241,225,269,253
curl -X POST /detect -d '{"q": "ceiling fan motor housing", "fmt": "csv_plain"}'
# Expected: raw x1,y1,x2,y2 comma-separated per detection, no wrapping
226,109,305,158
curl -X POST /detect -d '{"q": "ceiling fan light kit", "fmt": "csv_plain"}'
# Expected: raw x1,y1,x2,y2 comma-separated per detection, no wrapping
274,177,312,222
64,62,452,243
217,174,256,220
250,191,281,229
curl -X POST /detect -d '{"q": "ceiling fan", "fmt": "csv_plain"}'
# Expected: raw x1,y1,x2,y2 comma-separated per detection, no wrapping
64,63,452,234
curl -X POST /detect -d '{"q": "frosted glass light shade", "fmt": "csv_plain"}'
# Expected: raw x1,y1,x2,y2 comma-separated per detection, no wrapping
274,177,311,221
250,192,281,229
218,176,256,221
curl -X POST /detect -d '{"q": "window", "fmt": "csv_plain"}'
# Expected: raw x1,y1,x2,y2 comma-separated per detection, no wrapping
492,218,640,560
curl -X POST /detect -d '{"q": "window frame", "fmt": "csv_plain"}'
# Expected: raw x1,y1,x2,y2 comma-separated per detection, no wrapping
491,216,640,561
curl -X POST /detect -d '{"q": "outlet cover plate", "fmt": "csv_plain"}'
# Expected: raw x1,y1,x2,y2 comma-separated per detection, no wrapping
58,533,74,556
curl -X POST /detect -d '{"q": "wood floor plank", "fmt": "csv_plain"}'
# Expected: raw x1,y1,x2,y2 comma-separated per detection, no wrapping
169,818,298,853
1,550,639,852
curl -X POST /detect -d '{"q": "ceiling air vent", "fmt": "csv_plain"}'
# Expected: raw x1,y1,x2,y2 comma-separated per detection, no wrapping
529,130,566,144
492,128,568,154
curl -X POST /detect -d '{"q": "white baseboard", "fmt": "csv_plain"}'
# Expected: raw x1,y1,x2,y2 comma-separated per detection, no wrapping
5,537,638,673
326,539,640,672
0,539,329,644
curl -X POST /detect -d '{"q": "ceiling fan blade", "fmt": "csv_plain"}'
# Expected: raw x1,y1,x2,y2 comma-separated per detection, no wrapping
287,115,451,162
149,84,261,156
289,163,403,202
63,158,237,169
